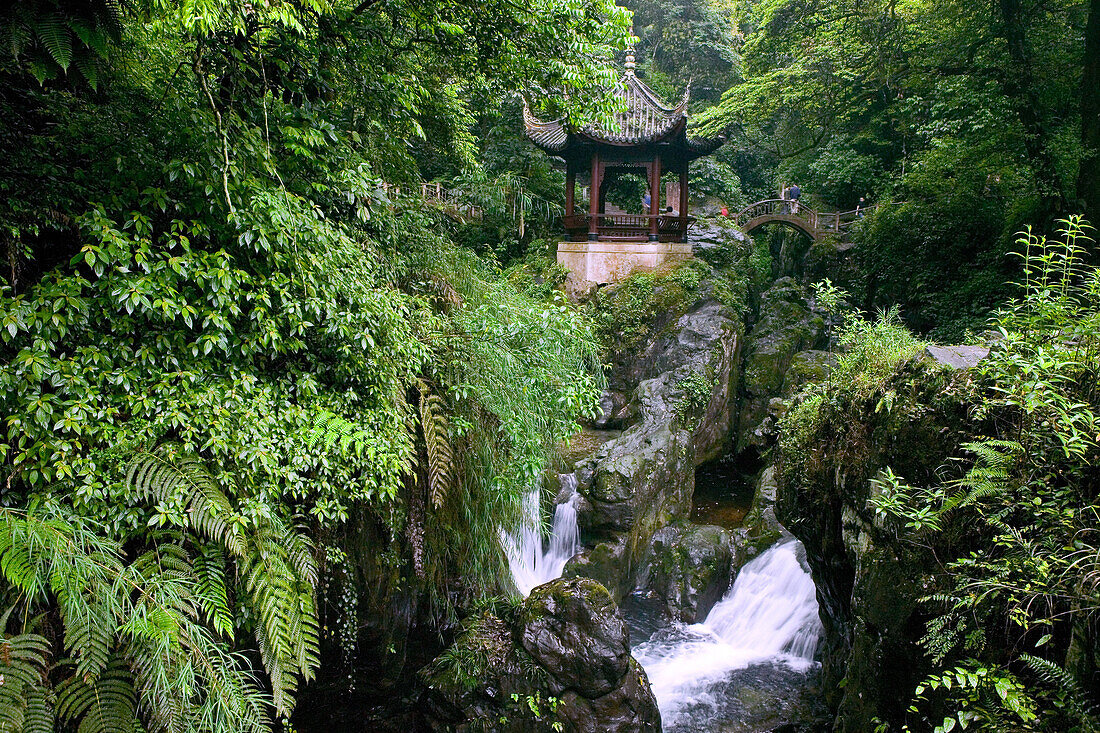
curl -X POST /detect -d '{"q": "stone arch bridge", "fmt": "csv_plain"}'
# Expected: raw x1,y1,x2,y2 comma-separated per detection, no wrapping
732,199,881,242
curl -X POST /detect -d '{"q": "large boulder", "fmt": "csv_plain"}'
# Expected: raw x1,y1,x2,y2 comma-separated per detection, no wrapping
569,405,695,601
567,276,746,600
635,523,741,623
738,278,826,450
422,579,661,732
741,465,784,551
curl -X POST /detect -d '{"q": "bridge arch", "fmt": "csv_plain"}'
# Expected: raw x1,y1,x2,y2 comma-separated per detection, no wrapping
731,198,872,243
740,214,818,240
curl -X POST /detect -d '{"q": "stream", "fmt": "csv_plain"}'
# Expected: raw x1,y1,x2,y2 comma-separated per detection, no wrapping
627,541,823,731
505,474,825,731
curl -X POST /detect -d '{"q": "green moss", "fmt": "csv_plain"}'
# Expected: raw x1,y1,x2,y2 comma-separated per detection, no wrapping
675,368,717,428
590,256,749,353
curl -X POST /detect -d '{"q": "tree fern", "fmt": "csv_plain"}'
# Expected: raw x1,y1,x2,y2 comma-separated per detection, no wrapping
56,655,141,733
241,518,319,718
194,544,234,637
0,504,306,733
34,11,72,70
20,684,55,733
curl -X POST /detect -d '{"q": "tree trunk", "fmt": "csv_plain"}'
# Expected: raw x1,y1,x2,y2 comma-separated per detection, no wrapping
1077,0,1100,220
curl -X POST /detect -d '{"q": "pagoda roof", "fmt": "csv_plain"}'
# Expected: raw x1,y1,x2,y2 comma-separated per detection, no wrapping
523,59,723,159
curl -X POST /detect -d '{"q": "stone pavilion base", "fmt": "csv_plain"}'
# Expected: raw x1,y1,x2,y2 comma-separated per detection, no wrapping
557,240,693,284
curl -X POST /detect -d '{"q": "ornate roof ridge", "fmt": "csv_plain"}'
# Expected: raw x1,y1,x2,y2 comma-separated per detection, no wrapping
523,62,721,155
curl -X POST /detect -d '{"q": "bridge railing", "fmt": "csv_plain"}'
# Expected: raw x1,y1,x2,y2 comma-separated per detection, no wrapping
733,199,887,236
733,198,819,230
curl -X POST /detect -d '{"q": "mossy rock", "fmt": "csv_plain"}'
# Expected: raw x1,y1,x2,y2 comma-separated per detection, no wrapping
637,523,739,623
423,578,661,732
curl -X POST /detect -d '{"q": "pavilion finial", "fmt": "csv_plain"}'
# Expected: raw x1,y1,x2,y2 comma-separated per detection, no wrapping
624,35,636,75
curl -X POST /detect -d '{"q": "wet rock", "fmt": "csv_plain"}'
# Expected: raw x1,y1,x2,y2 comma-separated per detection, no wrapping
520,579,631,697
557,657,660,733
739,278,825,450
422,578,660,732
785,350,837,392
562,536,629,595
577,417,694,539
776,357,984,730
742,466,784,551
591,390,634,429
923,344,989,369
637,523,739,623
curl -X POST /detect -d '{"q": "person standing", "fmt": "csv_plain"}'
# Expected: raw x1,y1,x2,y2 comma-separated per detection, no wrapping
856,196,866,218
789,183,801,214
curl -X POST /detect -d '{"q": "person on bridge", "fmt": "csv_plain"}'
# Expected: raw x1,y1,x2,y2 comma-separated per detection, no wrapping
856,196,866,218
789,183,801,214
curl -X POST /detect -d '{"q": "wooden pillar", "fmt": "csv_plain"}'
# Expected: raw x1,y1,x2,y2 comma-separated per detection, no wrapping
565,162,576,218
679,165,689,241
649,156,661,241
588,153,600,241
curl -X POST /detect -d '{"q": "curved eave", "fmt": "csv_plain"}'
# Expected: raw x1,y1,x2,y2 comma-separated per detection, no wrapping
523,100,569,152
684,134,726,157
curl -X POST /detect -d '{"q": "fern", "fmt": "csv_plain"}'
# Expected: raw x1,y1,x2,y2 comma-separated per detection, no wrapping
194,544,234,637
241,518,319,718
34,11,72,70
1020,654,1099,724
418,379,455,509
308,410,370,454
21,684,55,733
56,655,140,733
127,447,247,558
0,504,306,733
939,439,1022,514
0,607,52,733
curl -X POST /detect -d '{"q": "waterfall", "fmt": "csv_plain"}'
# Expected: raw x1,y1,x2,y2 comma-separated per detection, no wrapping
633,540,823,728
504,474,581,597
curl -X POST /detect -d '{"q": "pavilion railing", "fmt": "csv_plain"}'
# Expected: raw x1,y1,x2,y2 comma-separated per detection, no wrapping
562,213,694,243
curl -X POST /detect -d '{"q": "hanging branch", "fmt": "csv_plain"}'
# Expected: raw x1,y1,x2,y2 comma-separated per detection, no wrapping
194,45,235,216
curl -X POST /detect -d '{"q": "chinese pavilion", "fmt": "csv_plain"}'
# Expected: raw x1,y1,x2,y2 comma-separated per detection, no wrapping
524,51,723,283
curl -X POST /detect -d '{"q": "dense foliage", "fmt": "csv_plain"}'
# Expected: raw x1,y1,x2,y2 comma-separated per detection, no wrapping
0,0,623,728
783,218,1100,731
688,0,1098,337
873,218,1100,732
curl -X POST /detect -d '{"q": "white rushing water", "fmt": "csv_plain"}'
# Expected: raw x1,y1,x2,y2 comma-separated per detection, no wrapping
633,540,823,728
504,474,581,597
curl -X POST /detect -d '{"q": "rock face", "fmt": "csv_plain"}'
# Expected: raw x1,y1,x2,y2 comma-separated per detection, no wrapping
775,357,983,731
423,578,661,732
738,278,826,451
741,465,784,551
635,523,738,623
565,263,746,601
923,344,989,369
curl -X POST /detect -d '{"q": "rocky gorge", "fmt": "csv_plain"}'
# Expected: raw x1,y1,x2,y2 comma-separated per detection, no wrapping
419,223,1008,733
